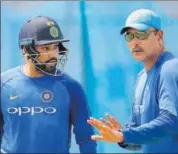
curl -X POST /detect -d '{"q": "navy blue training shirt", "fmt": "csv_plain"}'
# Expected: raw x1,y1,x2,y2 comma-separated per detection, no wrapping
0,66,97,153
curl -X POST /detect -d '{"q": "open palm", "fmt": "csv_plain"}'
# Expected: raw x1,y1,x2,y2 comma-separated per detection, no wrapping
87,114,124,143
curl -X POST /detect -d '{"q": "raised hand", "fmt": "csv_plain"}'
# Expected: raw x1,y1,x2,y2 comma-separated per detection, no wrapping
87,117,124,143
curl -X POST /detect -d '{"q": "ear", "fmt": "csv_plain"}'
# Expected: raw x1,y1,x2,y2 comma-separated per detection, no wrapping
157,31,165,50
158,30,163,41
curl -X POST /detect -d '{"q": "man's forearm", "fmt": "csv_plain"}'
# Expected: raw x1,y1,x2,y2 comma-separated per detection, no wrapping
121,110,178,144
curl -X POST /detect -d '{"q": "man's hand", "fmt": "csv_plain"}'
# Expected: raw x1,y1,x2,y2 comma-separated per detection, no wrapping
87,115,124,143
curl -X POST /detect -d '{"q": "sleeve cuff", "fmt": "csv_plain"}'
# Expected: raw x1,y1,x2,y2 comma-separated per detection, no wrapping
118,141,128,148
120,128,131,143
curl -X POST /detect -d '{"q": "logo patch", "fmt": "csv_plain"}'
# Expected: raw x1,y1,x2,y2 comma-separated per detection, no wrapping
41,90,53,103
49,26,59,38
7,107,56,116
10,95,20,100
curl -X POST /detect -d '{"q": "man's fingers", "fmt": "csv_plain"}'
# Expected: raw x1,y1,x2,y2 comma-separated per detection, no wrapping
91,135,104,141
100,118,109,125
87,117,104,130
106,114,121,130
100,118,113,128
87,119,98,128
106,114,115,124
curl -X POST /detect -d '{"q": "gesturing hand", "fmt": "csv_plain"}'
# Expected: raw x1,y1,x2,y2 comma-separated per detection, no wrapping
87,114,124,143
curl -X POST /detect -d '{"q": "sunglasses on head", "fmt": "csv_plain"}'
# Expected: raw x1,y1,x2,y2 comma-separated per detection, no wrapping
125,29,158,42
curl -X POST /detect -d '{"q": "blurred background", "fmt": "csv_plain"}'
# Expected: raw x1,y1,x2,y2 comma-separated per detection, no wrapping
1,1,178,153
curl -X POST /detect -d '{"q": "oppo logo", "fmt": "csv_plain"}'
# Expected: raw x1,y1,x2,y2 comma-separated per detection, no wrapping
7,107,57,116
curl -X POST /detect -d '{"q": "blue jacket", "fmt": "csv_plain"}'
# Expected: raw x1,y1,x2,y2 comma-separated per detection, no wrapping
120,51,178,153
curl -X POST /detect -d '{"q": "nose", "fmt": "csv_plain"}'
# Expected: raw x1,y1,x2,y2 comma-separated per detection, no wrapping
128,37,141,48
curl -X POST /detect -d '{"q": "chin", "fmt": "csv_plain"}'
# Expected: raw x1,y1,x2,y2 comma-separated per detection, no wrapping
133,55,146,62
47,66,56,71
132,52,145,60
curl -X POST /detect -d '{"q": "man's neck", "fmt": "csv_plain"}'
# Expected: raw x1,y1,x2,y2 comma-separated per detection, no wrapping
144,50,164,71
23,63,43,78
